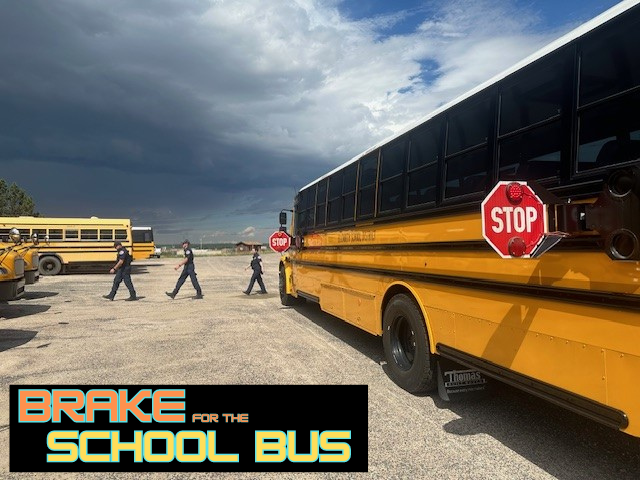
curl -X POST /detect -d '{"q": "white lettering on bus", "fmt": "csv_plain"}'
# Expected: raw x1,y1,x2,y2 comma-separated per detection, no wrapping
490,206,538,234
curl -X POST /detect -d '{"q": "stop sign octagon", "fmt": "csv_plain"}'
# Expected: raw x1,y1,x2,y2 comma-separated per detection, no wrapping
481,181,548,258
269,230,291,253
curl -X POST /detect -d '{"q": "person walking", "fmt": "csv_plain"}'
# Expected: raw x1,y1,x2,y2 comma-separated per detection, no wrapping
166,239,203,299
103,241,137,301
243,247,267,295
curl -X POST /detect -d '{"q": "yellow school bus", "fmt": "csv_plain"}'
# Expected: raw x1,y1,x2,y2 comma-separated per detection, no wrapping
279,1,640,437
0,217,132,275
131,226,156,260
0,232,26,301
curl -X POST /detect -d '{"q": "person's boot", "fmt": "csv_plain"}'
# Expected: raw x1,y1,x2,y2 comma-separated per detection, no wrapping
165,291,176,299
194,293,203,299
125,296,138,301
103,295,114,301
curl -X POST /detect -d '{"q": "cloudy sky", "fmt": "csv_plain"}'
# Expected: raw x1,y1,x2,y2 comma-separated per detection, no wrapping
0,0,622,244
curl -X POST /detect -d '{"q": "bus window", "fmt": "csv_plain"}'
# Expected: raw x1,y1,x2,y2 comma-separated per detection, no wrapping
315,179,327,227
48,229,63,240
65,229,79,240
379,140,406,214
327,172,342,224
356,153,378,220
115,229,128,240
407,124,439,208
577,91,640,171
499,122,562,181
81,229,98,240
579,14,640,107
342,163,357,221
100,229,113,241
446,97,491,154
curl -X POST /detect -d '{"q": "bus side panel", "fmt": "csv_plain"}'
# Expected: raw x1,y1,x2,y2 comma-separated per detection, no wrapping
420,283,640,435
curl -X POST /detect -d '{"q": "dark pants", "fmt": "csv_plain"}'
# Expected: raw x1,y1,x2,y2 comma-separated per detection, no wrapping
172,264,202,295
109,266,135,298
246,269,266,293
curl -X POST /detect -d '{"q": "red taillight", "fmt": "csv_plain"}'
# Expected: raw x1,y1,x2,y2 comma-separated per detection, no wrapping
505,182,524,204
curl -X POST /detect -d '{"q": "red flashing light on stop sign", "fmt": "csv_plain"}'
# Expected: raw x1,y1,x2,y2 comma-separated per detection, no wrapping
505,182,524,204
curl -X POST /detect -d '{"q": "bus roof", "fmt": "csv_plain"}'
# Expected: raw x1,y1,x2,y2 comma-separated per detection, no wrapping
0,216,132,227
301,0,640,191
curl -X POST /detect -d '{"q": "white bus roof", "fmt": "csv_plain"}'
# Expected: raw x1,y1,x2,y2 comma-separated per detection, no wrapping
301,0,640,191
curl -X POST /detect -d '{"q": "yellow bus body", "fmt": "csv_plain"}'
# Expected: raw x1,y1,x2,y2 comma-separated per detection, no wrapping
14,244,39,284
0,217,132,275
282,210,640,436
0,242,26,301
131,227,156,260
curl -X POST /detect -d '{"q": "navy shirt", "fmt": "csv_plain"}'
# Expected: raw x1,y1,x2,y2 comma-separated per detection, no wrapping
184,247,194,265
116,247,133,267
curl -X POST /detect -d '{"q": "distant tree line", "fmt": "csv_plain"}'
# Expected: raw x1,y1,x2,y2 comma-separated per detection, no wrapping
0,179,39,216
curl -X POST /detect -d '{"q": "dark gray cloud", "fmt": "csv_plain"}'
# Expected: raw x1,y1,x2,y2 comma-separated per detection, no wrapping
1,0,606,242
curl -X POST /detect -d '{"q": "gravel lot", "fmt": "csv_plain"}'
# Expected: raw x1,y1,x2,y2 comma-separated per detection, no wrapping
1,254,639,479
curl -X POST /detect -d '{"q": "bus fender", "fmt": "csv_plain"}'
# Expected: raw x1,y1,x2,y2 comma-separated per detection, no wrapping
382,281,436,354
279,256,294,295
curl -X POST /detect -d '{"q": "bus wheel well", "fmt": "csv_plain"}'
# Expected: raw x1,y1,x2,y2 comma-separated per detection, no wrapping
381,284,416,328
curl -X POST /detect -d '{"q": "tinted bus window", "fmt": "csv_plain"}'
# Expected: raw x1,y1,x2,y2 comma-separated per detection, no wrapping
115,230,128,240
578,91,640,171
65,229,79,240
379,140,406,213
342,163,357,221
445,148,488,198
407,125,440,207
447,97,491,154
327,172,342,224
357,153,378,219
579,15,640,106
100,229,113,241
315,179,327,227
499,122,562,180
500,60,564,135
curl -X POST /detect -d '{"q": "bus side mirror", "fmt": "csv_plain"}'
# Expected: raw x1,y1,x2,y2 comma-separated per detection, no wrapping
279,211,288,231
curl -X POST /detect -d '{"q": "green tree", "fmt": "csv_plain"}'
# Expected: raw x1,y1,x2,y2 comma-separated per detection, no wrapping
0,179,38,216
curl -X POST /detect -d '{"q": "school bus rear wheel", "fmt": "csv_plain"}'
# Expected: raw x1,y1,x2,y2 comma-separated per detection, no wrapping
39,256,62,276
382,294,436,393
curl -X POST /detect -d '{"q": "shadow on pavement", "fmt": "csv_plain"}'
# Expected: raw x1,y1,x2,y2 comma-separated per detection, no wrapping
20,291,59,301
0,329,38,352
0,304,51,319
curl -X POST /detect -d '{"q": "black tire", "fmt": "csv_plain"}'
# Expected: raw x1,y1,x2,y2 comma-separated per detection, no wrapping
382,294,436,393
39,256,62,276
279,264,302,306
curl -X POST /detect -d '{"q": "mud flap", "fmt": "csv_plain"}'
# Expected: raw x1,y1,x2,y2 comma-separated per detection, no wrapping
437,358,490,402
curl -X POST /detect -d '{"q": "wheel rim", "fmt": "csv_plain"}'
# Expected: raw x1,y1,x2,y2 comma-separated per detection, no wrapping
390,315,416,371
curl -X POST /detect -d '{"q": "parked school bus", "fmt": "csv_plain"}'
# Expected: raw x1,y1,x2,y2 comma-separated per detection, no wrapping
131,226,156,260
0,217,133,275
279,1,640,437
0,230,25,301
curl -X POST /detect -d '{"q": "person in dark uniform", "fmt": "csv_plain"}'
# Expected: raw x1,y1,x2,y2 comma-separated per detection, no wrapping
166,239,203,299
243,247,267,295
103,241,137,301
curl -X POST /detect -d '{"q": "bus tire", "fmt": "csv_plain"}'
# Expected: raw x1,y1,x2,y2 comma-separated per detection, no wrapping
39,256,62,276
279,264,302,306
382,294,436,393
